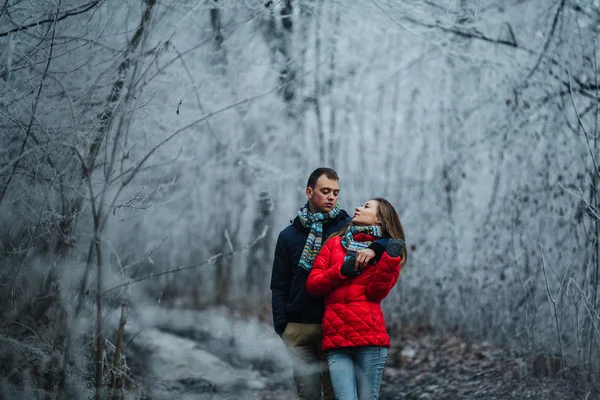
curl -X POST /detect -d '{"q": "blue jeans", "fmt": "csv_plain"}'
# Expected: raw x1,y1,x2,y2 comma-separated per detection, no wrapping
327,346,388,400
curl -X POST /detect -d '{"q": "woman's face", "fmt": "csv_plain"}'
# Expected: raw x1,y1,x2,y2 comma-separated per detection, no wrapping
352,200,380,226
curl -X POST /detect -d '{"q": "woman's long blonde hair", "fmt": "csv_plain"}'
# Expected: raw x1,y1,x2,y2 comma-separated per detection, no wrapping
330,197,407,265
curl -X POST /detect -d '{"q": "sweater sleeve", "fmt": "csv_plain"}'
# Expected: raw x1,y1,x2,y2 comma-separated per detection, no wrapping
270,233,292,336
365,251,403,302
306,239,349,297
367,238,389,261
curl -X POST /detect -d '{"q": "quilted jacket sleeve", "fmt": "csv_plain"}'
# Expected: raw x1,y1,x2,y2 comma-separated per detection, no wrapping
306,239,348,297
365,251,403,302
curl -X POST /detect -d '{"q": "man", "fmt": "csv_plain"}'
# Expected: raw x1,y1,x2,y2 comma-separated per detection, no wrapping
270,168,384,400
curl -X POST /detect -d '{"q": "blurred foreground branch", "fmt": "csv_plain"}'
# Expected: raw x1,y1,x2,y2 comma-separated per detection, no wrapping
102,225,269,296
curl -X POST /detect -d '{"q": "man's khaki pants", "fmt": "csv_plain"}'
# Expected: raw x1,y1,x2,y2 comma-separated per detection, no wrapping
282,322,335,400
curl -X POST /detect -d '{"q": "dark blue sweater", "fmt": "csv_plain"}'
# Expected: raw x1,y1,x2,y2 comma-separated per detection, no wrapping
270,210,388,336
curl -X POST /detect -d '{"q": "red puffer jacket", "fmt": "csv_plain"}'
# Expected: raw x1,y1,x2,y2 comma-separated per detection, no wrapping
306,234,403,351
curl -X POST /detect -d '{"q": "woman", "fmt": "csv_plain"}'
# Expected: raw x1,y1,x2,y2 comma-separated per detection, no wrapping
306,198,407,400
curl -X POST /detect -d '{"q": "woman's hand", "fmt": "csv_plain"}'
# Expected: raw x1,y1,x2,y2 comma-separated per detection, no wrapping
354,248,376,271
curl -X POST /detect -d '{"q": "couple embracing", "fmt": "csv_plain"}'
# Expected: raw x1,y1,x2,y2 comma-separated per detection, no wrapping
270,168,407,400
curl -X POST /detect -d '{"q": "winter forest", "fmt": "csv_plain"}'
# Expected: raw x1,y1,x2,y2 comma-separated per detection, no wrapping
1,0,600,399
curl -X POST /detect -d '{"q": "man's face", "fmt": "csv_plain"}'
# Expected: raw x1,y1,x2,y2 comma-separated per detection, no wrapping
306,175,340,214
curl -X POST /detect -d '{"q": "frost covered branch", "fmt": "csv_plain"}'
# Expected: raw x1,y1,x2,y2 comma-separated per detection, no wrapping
102,226,268,296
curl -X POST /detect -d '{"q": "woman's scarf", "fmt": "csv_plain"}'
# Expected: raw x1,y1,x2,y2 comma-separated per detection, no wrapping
341,225,382,261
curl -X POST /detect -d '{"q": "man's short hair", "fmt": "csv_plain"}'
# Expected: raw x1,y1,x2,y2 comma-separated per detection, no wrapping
307,168,339,188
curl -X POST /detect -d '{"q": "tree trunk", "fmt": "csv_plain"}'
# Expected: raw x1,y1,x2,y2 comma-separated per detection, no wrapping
94,227,104,400
384,34,402,197
327,2,340,169
245,191,273,303
279,0,295,104
210,0,227,67
313,0,325,164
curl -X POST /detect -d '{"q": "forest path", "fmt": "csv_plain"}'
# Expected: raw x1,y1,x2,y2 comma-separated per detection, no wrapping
125,306,595,400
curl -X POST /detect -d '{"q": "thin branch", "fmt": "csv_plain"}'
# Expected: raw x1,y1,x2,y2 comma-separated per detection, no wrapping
98,79,286,232
127,236,168,278
170,42,221,147
567,69,600,182
0,1,9,21
594,41,599,141
102,226,268,296
125,86,280,187
85,0,156,171
0,2,60,206
523,0,566,82
561,184,600,221
0,0,102,37
370,0,518,49
0,321,41,342
135,9,260,91
539,243,566,377
567,278,600,349
61,143,97,217
371,0,599,102
0,145,49,176
4,1,62,304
